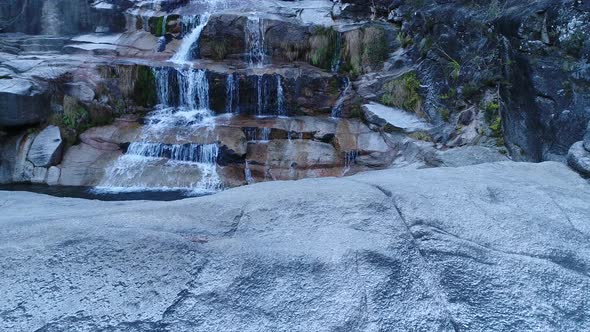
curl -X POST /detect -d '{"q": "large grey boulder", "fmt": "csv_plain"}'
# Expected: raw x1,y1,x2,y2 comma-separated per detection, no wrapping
0,161,589,331
362,102,430,133
0,78,49,127
568,141,590,177
27,125,63,167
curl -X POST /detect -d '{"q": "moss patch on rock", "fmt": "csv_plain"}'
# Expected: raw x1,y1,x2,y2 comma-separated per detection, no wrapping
342,25,389,77
309,27,340,71
381,72,423,115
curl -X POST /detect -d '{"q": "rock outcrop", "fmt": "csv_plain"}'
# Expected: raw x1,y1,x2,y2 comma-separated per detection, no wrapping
568,121,590,176
1,161,589,331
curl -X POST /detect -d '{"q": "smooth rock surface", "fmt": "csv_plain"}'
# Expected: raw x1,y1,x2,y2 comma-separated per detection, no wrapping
27,125,63,167
0,161,589,331
362,102,430,133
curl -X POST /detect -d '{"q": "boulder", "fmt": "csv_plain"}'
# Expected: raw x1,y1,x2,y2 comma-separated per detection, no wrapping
27,126,63,167
568,141,590,177
12,134,36,182
0,78,49,127
31,167,48,184
362,103,430,133
46,166,61,186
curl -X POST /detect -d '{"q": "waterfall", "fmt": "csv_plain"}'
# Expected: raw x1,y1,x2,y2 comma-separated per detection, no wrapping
154,67,170,106
126,142,219,164
331,32,343,73
161,15,168,36
256,75,263,116
96,66,220,194
171,13,211,63
260,127,271,141
225,73,239,113
277,75,285,116
246,16,266,67
332,77,350,118
178,69,209,111
244,160,253,184
41,0,61,35
343,150,358,175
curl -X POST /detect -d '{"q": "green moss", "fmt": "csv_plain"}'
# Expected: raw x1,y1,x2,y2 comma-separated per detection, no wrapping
449,60,461,81
362,27,389,67
439,88,456,100
484,101,500,122
562,31,585,58
134,66,157,107
419,37,433,58
341,26,390,76
490,115,504,146
397,32,413,48
381,72,423,115
462,83,480,100
409,131,433,142
211,41,228,60
153,16,165,37
440,108,450,122
310,27,339,71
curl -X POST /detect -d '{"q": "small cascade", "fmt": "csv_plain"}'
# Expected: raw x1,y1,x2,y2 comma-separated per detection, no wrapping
343,150,358,175
41,0,61,35
178,68,210,111
276,75,286,116
260,127,271,141
142,16,150,32
331,77,350,118
171,13,211,63
331,32,343,73
256,75,263,116
225,73,239,113
126,142,218,164
161,15,168,36
244,160,254,184
96,66,220,193
154,67,170,106
245,127,271,142
246,16,266,67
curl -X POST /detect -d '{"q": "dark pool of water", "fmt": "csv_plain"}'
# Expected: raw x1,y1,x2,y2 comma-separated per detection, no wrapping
0,184,210,201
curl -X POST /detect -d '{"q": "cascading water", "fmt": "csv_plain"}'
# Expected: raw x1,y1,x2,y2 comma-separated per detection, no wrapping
277,75,285,116
245,16,266,68
225,73,239,113
171,13,211,63
332,77,350,118
331,32,343,73
256,75,263,116
95,67,221,193
343,150,358,175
